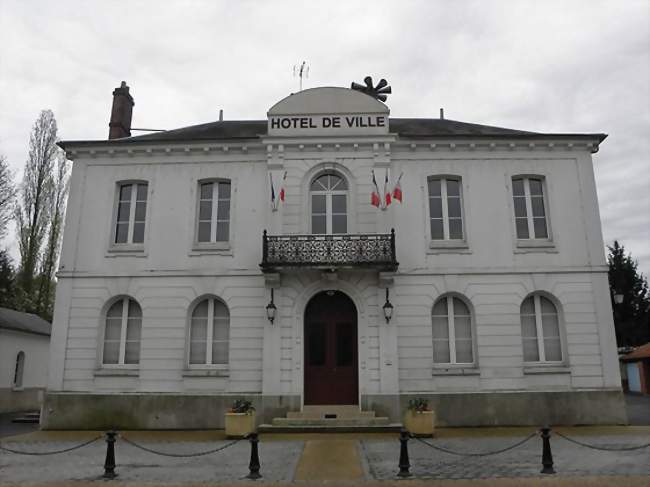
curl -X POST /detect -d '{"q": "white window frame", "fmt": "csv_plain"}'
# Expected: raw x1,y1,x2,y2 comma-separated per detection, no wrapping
521,294,563,364
309,172,348,235
101,297,141,368
427,176,465,241
432,295,475,366
194,179,231,248
512,176,551,241
188,297,230,368
109,180,149,251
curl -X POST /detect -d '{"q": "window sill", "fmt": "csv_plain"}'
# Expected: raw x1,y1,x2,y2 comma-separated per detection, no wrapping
183,368,230,378
432,367,480,376
11,386,24,392
189,243,232,256
514,240,557,254
523,365,570,375
106,245,147,258
94,368,140,377
427,240,471,255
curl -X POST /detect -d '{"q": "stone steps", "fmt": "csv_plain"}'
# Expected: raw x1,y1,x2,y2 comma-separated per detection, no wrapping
11,412,40,424
272,417,390,427
258,423,403,434
260,404,401,433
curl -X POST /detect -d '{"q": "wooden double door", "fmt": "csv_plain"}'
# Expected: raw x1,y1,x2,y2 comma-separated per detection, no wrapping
304,291,358,405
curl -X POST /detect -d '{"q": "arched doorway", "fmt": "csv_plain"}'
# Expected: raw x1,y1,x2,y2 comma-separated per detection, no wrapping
304,291,358,405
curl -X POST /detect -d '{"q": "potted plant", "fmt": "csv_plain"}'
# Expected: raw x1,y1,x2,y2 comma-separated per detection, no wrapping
225,399,256,438
404,398,435,437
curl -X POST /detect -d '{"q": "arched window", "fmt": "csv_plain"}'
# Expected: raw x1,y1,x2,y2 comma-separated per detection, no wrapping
189,298,230,365
310,172,348,234
13,351,25,388
103,298,142,365
432,295,474,364
521,294,562,362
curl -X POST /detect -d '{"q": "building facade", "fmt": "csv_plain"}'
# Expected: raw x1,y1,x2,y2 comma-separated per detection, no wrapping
0,308,51,413
44,83,625,429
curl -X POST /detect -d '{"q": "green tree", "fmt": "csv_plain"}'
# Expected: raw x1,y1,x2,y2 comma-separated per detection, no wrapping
607,241,650,346
0,153,16,239
0,249,17,308
15,110,58,302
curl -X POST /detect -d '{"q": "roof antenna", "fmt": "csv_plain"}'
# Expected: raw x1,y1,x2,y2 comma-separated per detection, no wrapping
440,108,444,120
219,109,223,121
293,61,309,91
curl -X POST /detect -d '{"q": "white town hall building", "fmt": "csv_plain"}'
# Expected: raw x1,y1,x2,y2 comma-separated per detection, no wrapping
43,79,625,429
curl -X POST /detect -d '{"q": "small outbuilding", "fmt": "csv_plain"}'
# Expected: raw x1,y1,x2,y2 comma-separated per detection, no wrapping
620,343,650,394
0,308,51,412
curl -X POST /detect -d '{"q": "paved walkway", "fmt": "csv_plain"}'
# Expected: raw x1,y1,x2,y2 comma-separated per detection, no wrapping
0,428,648,484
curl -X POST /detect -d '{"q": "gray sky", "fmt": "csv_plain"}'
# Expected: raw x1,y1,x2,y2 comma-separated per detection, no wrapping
1,0,648,275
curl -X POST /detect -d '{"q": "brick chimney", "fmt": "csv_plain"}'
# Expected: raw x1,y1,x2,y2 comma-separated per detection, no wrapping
108,81,134,139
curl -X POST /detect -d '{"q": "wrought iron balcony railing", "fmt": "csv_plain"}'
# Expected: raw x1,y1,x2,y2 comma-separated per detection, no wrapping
261,230,398,272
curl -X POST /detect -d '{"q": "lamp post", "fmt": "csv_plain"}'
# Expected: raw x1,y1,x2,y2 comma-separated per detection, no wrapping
382,288,393,324
266,288,277,325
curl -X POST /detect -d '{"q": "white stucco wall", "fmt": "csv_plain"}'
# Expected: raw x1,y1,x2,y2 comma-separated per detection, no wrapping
48,133,620,403
0,329,50,389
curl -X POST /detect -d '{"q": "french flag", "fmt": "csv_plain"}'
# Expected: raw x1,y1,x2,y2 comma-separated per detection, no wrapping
371,170,381,208
384,169,392,207
269,173,276,209
392,172,403,203
279,171,287,203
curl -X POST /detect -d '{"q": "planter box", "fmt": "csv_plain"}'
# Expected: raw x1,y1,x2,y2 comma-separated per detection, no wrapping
404,410,435,437
225,412,256,438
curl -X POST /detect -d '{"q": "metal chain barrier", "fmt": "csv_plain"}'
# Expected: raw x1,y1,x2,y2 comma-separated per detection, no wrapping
0,436,102,456
554,431,650,451
118,434,240,458
413,431,538,457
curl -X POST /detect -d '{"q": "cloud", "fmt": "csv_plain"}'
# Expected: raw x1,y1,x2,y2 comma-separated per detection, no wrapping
0,0,648,275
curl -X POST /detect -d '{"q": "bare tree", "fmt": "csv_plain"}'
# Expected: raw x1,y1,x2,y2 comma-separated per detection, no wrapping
15,110,58,296
37,152,69,318
0,153,16,239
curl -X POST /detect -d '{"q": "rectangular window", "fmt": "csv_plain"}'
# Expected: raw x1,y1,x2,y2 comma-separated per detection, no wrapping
114,182,148,244
197,181,231,243
512,177,548,239
428,177,464,240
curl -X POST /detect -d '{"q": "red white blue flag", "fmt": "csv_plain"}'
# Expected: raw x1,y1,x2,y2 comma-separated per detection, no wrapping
371,170,381,208
392,172,403,203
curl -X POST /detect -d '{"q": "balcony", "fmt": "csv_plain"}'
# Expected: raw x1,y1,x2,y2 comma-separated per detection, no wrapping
261,230,398,272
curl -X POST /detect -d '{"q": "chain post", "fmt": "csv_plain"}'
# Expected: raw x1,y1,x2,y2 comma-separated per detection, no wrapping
246,432,262,480
540,426,555,474
397,428,412,478
103,430,117,479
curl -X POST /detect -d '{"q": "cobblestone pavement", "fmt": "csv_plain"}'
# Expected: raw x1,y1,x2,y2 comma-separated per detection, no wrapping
362,433,650,480
0,437,303,483
1,430,649,483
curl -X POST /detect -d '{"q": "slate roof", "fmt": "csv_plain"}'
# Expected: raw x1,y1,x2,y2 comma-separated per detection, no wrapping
0,307,51,337
621,343,650,362
58,118,606,148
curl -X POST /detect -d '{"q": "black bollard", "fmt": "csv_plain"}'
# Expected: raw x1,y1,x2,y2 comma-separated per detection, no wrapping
103,430,117,479
246,432,262,480
397,428,412,478
540,427,555,474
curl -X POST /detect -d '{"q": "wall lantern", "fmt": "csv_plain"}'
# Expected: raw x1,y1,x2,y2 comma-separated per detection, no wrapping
266,288,277,324
382,288,394,323
613,293,624,305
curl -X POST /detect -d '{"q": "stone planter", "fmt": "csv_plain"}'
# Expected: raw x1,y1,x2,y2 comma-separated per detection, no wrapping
225,412,256,438
404,410,435,437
